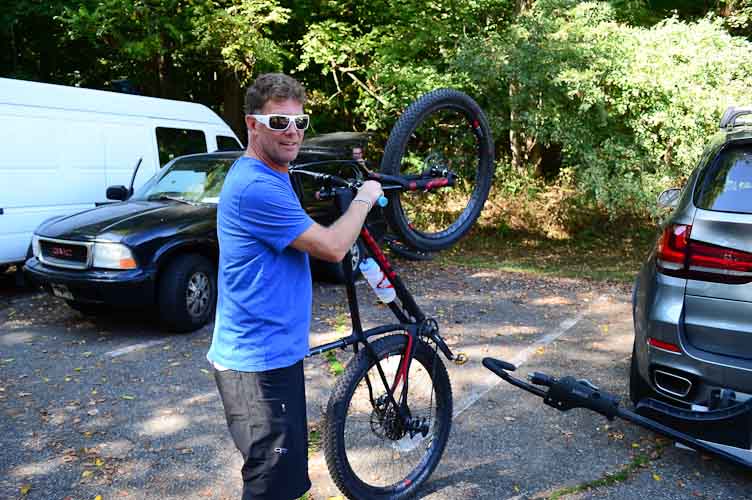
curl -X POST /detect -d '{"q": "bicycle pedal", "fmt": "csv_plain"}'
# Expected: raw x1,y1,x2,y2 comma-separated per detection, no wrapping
453,352,469,365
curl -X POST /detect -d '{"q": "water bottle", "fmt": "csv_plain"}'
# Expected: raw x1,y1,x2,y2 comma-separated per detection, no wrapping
359,258,396,303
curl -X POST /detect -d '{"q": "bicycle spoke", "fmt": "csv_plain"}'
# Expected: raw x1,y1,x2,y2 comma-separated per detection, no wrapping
342,349,439,488
396,108,482,239
324,335,452,499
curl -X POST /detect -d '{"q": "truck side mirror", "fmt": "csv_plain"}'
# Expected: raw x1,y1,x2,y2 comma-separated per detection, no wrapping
106,185,130,201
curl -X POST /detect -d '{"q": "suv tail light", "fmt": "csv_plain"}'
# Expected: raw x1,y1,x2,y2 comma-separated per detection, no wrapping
657,224,752,284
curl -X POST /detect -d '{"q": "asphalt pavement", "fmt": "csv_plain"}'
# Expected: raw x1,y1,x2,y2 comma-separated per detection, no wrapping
1,263,750,500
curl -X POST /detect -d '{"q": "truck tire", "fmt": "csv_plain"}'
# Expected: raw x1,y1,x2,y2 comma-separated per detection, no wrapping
158,254,216,333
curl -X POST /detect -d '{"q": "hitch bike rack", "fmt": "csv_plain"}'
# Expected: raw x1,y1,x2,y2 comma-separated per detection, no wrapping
482,357,752,469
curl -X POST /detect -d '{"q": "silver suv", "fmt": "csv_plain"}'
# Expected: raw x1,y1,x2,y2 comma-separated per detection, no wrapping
632,106,752,409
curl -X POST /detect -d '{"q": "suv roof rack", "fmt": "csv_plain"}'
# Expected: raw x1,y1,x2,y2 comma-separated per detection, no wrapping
720,106,752,129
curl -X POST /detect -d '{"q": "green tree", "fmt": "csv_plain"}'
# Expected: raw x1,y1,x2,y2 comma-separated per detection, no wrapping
297,0,515,134
56,0,289,135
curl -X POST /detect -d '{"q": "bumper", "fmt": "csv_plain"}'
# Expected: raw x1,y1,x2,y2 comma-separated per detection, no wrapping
24,257,156,308
635,266,752,405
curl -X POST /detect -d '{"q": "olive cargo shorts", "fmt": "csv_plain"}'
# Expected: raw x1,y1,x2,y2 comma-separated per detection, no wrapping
214,360,311,500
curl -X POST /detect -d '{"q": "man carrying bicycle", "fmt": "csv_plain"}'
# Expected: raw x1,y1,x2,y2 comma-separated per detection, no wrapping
206,73,382,500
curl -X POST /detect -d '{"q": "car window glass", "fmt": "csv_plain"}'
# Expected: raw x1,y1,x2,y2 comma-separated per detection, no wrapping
134,157,234,203
156,127,207,166
216,135,242,151
696,145,752,214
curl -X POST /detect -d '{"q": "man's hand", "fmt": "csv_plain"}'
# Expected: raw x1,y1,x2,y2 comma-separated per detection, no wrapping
292,180,384,262
354,180,384,209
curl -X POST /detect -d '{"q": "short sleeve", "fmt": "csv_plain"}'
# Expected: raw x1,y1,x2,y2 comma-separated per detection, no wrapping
237,176,314,253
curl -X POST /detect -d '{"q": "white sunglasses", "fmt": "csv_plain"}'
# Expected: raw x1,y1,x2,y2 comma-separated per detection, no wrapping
251,114,310,131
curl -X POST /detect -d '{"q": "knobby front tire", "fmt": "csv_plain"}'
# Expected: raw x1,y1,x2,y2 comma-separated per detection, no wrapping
381,89,494,252
323,334,453,499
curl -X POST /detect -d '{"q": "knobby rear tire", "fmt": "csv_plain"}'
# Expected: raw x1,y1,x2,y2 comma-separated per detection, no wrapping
323,334,453,499
380,89,494,252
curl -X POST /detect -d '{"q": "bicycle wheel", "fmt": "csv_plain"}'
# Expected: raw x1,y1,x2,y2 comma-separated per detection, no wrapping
323,334,453,499
380,89,494,252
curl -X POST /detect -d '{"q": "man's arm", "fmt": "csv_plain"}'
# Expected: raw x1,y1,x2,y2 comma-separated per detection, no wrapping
291,181,382,263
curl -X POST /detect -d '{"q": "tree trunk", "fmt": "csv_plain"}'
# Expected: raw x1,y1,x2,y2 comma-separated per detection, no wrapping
157,51,175,99
222,72,246,145
509,0,540,175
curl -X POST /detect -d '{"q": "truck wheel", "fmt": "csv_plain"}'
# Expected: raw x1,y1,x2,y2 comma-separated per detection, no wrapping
158,254,216,333
315,241,364,284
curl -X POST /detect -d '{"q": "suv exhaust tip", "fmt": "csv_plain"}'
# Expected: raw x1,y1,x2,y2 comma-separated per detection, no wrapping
654,369,693,398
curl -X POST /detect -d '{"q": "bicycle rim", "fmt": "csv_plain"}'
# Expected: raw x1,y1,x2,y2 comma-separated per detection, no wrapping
381,89,494,251
326,335,452,499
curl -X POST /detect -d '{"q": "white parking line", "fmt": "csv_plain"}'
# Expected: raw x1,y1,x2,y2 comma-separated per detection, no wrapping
453,307,590,419
105,339,166,358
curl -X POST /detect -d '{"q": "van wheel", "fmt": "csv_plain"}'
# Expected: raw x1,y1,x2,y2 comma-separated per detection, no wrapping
158,254,216,333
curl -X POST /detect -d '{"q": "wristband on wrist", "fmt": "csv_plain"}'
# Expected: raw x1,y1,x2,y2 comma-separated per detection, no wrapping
352,198,372,211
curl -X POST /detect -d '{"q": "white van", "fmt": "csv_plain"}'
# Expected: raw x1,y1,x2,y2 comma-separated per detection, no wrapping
0,77,242,268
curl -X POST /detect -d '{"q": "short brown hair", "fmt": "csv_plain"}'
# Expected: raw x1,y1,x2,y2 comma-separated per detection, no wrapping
244,73,307,114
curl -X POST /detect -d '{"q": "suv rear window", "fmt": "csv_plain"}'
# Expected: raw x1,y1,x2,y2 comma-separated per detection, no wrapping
695,145,752,213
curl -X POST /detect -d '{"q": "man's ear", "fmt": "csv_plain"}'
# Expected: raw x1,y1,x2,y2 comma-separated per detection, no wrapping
245,114,255,131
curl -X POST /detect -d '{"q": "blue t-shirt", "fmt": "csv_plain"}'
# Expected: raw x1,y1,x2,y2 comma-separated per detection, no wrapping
207,157,315,372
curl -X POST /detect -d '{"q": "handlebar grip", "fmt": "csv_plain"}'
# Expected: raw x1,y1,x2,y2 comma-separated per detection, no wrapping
529,372,556,387
377,196,388,207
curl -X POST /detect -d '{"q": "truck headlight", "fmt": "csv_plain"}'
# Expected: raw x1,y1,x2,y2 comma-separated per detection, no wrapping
31,235,41,258
92,243,137,269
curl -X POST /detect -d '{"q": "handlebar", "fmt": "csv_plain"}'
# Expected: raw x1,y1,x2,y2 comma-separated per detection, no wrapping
294,169,388,207
290,160,456,204
482,358,621,420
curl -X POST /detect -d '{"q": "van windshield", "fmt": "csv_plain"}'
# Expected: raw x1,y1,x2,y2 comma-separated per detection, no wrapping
133,157,236,204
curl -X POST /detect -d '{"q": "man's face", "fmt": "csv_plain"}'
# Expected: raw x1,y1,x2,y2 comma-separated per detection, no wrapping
248,98,305,168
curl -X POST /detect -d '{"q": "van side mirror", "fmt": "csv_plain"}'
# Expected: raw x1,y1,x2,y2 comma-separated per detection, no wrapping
657,188,681,209
106,185,130,201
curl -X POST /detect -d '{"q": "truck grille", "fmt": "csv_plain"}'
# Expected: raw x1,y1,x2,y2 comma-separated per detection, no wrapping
39,238,91,269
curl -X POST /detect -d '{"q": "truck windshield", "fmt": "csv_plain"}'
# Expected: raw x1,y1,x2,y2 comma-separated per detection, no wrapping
133,157,236,204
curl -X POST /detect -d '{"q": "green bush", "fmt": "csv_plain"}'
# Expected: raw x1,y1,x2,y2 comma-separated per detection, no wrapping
471,0,752,217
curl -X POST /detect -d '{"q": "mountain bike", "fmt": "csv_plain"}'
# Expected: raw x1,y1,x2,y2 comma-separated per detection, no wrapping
292,88,494,499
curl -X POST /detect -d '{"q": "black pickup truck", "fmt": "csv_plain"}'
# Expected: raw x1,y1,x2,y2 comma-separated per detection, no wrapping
25,133,384,332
